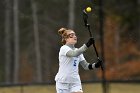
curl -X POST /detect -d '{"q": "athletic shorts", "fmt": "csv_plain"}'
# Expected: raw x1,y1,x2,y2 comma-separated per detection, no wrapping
56,82,83,93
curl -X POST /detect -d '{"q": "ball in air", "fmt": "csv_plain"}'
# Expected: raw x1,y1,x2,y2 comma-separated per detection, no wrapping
86,7,92,12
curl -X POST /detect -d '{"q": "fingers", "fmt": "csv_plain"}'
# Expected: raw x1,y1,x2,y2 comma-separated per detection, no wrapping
90,37,94,44
95,59,102,68
86,38,94,47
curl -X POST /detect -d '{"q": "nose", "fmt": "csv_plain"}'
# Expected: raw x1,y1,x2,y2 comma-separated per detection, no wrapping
74,36,77,40
74,35,77,37
73,35,77,39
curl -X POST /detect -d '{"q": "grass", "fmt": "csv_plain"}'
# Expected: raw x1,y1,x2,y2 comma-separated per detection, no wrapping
0,83,140,93
109,83,140,93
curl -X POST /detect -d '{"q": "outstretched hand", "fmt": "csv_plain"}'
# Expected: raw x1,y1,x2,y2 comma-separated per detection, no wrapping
86,37,94,47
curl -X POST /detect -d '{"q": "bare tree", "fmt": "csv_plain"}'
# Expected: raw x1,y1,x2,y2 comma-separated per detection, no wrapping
13,0,20,83
138,0,140,44
115,24,120,64
5,0,11,84
68,0,75,29
31,0,42,82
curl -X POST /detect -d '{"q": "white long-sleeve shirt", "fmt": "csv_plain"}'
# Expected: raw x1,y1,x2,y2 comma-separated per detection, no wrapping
55,44,96,83
55,44,87,83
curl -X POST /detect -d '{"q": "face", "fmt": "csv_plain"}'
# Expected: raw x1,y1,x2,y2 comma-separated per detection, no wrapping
65,31,77,45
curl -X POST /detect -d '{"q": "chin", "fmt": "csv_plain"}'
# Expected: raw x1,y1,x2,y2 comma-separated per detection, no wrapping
74,41,77,44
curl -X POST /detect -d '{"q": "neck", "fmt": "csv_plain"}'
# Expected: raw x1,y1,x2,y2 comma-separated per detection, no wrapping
66,43,75,49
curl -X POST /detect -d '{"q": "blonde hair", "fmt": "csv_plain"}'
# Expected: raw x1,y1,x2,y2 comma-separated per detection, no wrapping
58,27,73,45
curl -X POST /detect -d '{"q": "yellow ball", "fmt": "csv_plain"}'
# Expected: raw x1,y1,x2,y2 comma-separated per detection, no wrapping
86,7,92,12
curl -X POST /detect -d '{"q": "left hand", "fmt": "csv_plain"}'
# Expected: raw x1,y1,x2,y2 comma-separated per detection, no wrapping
95,59,102,68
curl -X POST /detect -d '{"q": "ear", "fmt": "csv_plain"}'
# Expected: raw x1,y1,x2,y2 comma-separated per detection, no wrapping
65,38,68,42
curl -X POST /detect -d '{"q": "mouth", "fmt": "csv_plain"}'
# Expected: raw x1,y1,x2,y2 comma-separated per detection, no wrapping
74,38,77,41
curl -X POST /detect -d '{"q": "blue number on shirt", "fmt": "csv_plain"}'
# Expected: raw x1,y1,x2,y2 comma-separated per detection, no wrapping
73,60,77,66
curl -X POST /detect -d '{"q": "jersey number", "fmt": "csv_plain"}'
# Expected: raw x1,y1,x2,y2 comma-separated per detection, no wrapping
73,60,77,66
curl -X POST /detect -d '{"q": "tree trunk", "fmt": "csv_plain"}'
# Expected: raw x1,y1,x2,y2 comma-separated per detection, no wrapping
115,26,120,64
68,0,75,29
138,0,140,46
13,0,20,83
5,0,11,84
31,0,42,82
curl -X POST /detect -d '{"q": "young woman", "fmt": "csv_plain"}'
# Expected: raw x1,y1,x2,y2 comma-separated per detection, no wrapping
55,27,101,93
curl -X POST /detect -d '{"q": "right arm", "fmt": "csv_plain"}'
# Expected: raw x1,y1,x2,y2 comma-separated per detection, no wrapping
66,37,94,57
66,44,88,57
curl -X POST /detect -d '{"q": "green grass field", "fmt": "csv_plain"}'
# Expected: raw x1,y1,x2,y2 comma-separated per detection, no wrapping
0,83,140,93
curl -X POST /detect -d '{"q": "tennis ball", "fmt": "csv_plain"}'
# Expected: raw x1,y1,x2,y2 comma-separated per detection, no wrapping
86,7,92,12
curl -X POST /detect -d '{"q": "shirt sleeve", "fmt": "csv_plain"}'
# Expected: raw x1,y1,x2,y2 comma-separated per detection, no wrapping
59,45,72,56
66,44,88,57
80,60,90,70
79,54,86,62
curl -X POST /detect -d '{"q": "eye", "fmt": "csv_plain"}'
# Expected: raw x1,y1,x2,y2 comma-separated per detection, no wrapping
67,33,77,38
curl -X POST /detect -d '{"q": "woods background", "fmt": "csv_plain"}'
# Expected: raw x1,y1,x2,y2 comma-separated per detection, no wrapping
0,0,140,85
